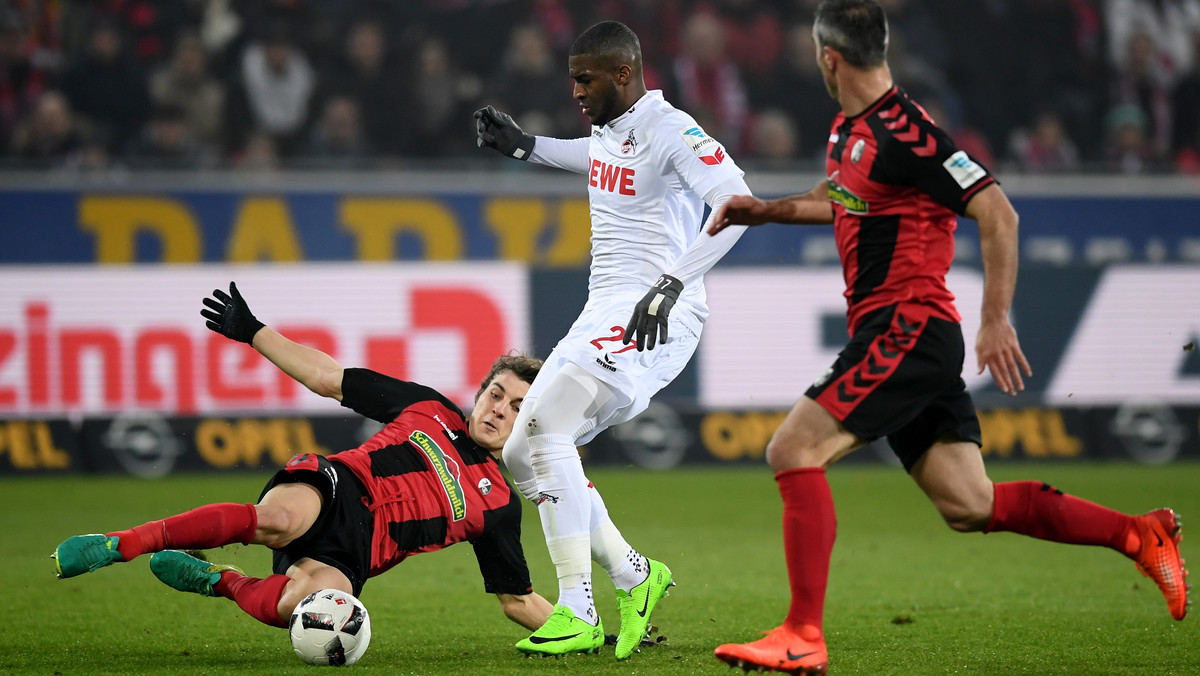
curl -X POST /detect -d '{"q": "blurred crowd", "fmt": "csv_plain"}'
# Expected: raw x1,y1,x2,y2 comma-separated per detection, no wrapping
1,0,1199,174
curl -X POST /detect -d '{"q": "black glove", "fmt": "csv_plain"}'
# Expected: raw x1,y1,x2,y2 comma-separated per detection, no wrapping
201,281,265,344
623,274,684,352
474,105,535,160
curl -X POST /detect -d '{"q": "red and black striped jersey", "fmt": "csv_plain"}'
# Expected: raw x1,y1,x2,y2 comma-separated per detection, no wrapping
825,85,995,334
328,368,530,593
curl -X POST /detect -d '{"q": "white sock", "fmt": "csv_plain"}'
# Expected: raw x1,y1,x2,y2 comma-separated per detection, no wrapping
554,567,595,624
588,486,649,591
531,433,597,623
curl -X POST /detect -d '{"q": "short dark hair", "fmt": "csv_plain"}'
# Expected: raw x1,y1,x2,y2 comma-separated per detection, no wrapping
814,0,888,68
475,353,542,400
569,20,642,68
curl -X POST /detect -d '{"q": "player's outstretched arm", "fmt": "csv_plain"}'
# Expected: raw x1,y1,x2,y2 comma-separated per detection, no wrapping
201,282,345,401
966,184,1032,396
707,181,834,235
496,591,555,630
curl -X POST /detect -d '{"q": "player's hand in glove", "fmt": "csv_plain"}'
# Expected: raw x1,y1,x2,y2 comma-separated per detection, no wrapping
623,274,684,352
474,105,535,160
202,281,265,344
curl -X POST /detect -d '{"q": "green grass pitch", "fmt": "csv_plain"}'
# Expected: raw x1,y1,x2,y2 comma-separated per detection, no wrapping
6,462,1199,674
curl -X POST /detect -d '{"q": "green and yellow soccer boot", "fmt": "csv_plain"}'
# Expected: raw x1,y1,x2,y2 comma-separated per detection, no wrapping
53,534,122,578
149,550,243,597
614,558,674,659
516,604,605,657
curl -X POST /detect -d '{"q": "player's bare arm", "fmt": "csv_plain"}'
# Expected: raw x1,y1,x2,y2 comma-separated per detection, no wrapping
496,591,555,631
965,184,1032,395
707,181,834,235
202,282,345,401
252,328,345,401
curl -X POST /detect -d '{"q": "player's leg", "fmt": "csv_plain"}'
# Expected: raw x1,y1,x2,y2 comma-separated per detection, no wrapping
151,455,367,628
501,402,540,503
587,483,674,659
149,551,349,628
515,363,612,655
54,458,327,579
253,482,324,547
714,396,856,675
718,306,951,674
912,440,1190,620
54,502,259,578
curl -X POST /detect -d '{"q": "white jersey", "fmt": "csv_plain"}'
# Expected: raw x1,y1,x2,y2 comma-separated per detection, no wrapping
529,90,745,332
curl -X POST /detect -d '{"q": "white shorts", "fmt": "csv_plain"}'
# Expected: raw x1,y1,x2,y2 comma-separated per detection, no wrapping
527,290,702,445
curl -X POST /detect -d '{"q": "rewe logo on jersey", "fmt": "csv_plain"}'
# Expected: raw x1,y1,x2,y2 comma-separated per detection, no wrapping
588,158,636,195
700,147,726,165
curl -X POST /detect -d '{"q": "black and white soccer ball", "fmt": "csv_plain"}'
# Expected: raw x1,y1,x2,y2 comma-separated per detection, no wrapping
289,589,372,666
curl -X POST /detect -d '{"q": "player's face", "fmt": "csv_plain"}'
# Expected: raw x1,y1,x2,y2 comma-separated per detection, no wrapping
569,54,622,126
468,370,530,453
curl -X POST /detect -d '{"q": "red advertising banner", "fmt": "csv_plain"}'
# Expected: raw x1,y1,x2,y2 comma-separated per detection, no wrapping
0,264,529,415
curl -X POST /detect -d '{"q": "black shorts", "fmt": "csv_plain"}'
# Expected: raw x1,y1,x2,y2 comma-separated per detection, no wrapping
258,454,374,597
805,303,982,471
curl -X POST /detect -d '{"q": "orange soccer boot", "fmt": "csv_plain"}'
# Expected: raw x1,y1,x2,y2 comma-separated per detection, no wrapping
714,624,828,675
1132,508,1190,620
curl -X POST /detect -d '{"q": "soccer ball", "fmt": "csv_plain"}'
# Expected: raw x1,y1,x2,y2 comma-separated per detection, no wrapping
289,589,372,666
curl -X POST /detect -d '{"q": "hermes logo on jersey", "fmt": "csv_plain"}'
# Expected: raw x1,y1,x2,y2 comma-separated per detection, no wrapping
942,150,986,189
409,430,467,521
827,176,868,215
679,126,718,155
588,159,636,195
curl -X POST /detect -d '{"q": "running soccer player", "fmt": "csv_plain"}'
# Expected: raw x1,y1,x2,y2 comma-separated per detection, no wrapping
53,282,554,634
474,20,752,659
705,1,1189,673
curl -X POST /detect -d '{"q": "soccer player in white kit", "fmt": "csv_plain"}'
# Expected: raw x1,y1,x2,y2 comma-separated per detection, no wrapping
475,20,752,659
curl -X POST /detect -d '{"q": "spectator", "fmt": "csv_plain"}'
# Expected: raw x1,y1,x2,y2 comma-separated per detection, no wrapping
746,20,839,162
10,89,87,167
59,18,150,154
668,11,750,154
590,0,683,88
150,31,225,152
1009,109,1083,174
299,94,372,167
488,23,581,139
409,36,481,159
323,18,410,157
880,0,947,73
0,10,51,154
1104,102,1158,173
1111,27,1175,162
232,130,279,171
228,22,316,156
1106,0,1200,79
710,0,784,77
745,108,799,170
932,2,1092,164
124,103,214,169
